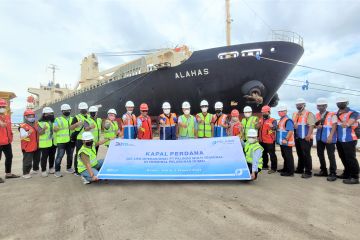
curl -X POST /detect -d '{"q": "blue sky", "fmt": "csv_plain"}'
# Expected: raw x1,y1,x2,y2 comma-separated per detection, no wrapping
1,0,360,117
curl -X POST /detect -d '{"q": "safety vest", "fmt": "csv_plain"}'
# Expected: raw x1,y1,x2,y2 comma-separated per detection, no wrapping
122,113,137,139
77,145,98,173
244,141,263,169
0,114,13,145
213,114,228,137
259,117,276,144
104,120,119,146
38,121,53,148
196,113,213,138
241,116,258,140
179,115,195,138
229,121,242,137
159,113,177,140
337,110,358,142
75,114,91,140
137,115,153,140
20,122,39,152
276,116,295,147
88,117,102,143
293,111,312,139
315,112,337,143
54,116,73,144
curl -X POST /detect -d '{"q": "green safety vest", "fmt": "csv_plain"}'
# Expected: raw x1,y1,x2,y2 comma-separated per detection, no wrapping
104,120,119,146
77,145,98,173
241,116,258,140
244,141,263,169
54,116,73,144
88,117,102,143
197,113,212,138
75,114,91,140
38,121,53,148
179,115,195,138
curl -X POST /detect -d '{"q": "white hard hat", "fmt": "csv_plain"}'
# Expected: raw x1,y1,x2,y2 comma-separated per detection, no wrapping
200,100,209,106
214,101,223,109
278,105,287,111
107,109,117,115
243,106,252,112
82,132,94,141
295,98,306,104
336,96,349,103
89,106,98,112
247,129,258,137
125,101,135,107
42,107,54,114
78,102,88,110
162,102,171,109
182,101,191,109
60,104,71,111
316,98,328,105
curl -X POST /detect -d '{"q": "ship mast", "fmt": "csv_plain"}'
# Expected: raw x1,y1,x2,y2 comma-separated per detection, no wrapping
48,64,59,102
226,0,231,46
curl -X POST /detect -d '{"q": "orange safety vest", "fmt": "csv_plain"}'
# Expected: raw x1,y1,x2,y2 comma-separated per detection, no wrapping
293,110,312,139
315,112,337,143
276,116,294,147
0,114,13,145
137,115,152,140
259,117,276,144
229,121,242,137
337,110,358,142
20,122,39,152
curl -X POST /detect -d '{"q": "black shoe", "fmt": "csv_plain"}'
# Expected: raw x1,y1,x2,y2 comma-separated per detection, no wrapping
343,178,359,184
301,173,312,179
281,172,294,177
262,166,269,170
327,174,337,182
295,169,304,174
0,178,4,183
314,170,328,177
278,169,286,173
337,173,350,179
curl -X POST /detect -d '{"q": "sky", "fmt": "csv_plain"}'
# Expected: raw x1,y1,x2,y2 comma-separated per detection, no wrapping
1,0,360,117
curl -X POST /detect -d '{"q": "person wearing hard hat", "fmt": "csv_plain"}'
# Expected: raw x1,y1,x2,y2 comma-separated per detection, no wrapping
228,109,243,139
38,107,56,177
314,98,338,181
293,98,316,178
77,132,108,184
159,102,177,140
276,105,295,177
335,97,359,184
70,102,93,175
244,129,264,180
88,106,102,153
241,106,259,141
53,104,75,178
121,101,137,139
103,109,119,147
177,101,197,139
212,101,229,137
0,98,19,182
196,100,213,138
258,105,277,174
19,109,40,179
137,103,153,140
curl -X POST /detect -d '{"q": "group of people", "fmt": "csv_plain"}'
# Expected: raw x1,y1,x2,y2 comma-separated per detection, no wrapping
0,96,358,184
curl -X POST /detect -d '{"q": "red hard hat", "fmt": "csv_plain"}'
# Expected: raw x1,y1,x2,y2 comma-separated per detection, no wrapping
231,109,240,117
140,103,149,111
24,109,35,116
0,98,7,107
261,105,271,113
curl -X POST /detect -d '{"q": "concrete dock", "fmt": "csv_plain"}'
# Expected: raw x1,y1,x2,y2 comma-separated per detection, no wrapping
0,130,359,240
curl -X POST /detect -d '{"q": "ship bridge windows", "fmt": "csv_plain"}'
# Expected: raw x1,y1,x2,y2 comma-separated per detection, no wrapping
218,51,239,59
241,48,263,57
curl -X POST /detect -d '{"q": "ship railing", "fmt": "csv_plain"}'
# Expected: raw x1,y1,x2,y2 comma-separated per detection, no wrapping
271,30,303,47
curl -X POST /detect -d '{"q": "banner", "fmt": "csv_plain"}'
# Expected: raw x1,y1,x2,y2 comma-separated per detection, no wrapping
97,136,251,180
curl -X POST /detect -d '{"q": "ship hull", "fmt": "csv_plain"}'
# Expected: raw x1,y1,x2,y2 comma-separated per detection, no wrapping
35,41,303,117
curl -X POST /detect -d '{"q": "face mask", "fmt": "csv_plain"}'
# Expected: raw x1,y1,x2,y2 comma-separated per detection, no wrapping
48,115,54,122
215,110,221,114
337,103,347,110
231,117,239,122
108,115,116,121
80,109,87,115
317,105,327,113
244,112,251,118
163,109,170,115
127,110,133,114
248,138,257,144
90,112,97,118
201,107,208,113
296,104,304,111
26,117,35,123
263,114,269,119
183,109,190,115
278,111,286,118
63,111,71,117
0,108,6,113
85,141,93,147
